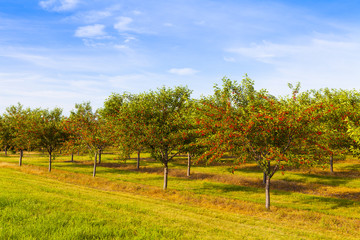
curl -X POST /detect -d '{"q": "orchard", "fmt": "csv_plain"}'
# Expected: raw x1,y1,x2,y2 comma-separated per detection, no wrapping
1,76,360,210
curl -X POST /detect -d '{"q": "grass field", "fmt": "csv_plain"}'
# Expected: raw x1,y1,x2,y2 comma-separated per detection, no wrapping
0,151,359,239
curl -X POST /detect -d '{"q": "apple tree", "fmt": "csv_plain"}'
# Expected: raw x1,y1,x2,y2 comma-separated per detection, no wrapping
197,77,330,209
123,86,193,189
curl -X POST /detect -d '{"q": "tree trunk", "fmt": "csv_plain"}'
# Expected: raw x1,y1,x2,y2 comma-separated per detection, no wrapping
71,152,74,162
263,172,266,184
136,150,140,169
163,149,169,190
164,163,168,190
187,152,191,177
265,174,271,210
330,154,334,173
19,149,23,166
93,151,97,177
98,149,102,164
4,146,7,156
48,151,52,172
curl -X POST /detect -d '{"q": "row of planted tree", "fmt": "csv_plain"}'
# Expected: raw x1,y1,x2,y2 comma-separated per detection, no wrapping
1,76,360,210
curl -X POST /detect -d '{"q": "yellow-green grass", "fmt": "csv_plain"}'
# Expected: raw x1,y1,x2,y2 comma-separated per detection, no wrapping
1,151,360,238
1,152,360,203
1,164,360,240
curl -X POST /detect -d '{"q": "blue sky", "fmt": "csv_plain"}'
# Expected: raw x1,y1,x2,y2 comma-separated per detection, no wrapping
1,0,360,114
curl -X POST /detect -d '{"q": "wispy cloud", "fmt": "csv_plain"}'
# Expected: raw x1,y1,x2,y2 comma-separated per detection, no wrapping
1,52,52,67
114,17,133,32
71,10,112,23
39,0,80,12
163,23,174,27
227,36,360,93
168,68,198,75
132,10,142,15
75,24,106,38
65,5,122,24
124,36,136,43
227,38,360,65
223,57,236,62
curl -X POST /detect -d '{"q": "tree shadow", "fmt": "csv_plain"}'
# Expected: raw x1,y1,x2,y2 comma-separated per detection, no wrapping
287,172,357,187
198,181,263,194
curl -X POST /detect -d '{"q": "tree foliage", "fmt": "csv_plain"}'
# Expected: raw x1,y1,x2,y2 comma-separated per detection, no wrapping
31,107,68,171
197,76,331,209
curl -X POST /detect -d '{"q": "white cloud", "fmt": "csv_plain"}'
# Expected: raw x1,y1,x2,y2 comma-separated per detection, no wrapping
168,68,198,75
114,44,129,50
114,17,133,32
124,35,136,43
39,0,79,12
223,57,236,62
132,10,142,15
227,36,360,94
1,52,53,67
72,10,112,23
82,39,106,48
75,24,106,38
227,38,360,65
65,5,122,23
227,40,305,64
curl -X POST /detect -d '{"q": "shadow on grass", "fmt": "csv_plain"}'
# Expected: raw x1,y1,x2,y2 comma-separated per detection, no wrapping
339,163,360,173
287,172,359,187
300,194,360,209
199,181,263,194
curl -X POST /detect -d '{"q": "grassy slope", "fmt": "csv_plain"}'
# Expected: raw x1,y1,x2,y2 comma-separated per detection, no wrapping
1,152,360,239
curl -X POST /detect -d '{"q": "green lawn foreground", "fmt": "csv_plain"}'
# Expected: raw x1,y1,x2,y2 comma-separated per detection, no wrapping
0,167,329,240
1,153,360,239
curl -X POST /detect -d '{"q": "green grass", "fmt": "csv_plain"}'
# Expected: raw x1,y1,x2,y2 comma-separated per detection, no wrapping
0,151,360,239
0,167,338,240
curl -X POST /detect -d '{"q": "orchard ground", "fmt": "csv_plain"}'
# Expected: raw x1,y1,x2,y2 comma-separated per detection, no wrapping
0,151,359,239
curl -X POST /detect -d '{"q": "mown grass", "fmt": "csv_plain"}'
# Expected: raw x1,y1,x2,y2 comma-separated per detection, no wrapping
0,151,360,239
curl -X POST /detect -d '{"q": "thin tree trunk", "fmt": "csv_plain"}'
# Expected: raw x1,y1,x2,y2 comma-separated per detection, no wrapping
187,152,191,177
98,149,102,164
163,149,169,190
93,152,97,177
136,150,140,169
330,154,334,173
71,152,74,162
49,151,52,172
164,163,168,190
77,151,79,156
263,172,266,184
19,149,23,166
265,174,271,210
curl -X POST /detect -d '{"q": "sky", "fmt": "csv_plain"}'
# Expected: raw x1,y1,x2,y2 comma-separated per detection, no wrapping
1,0,360,114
